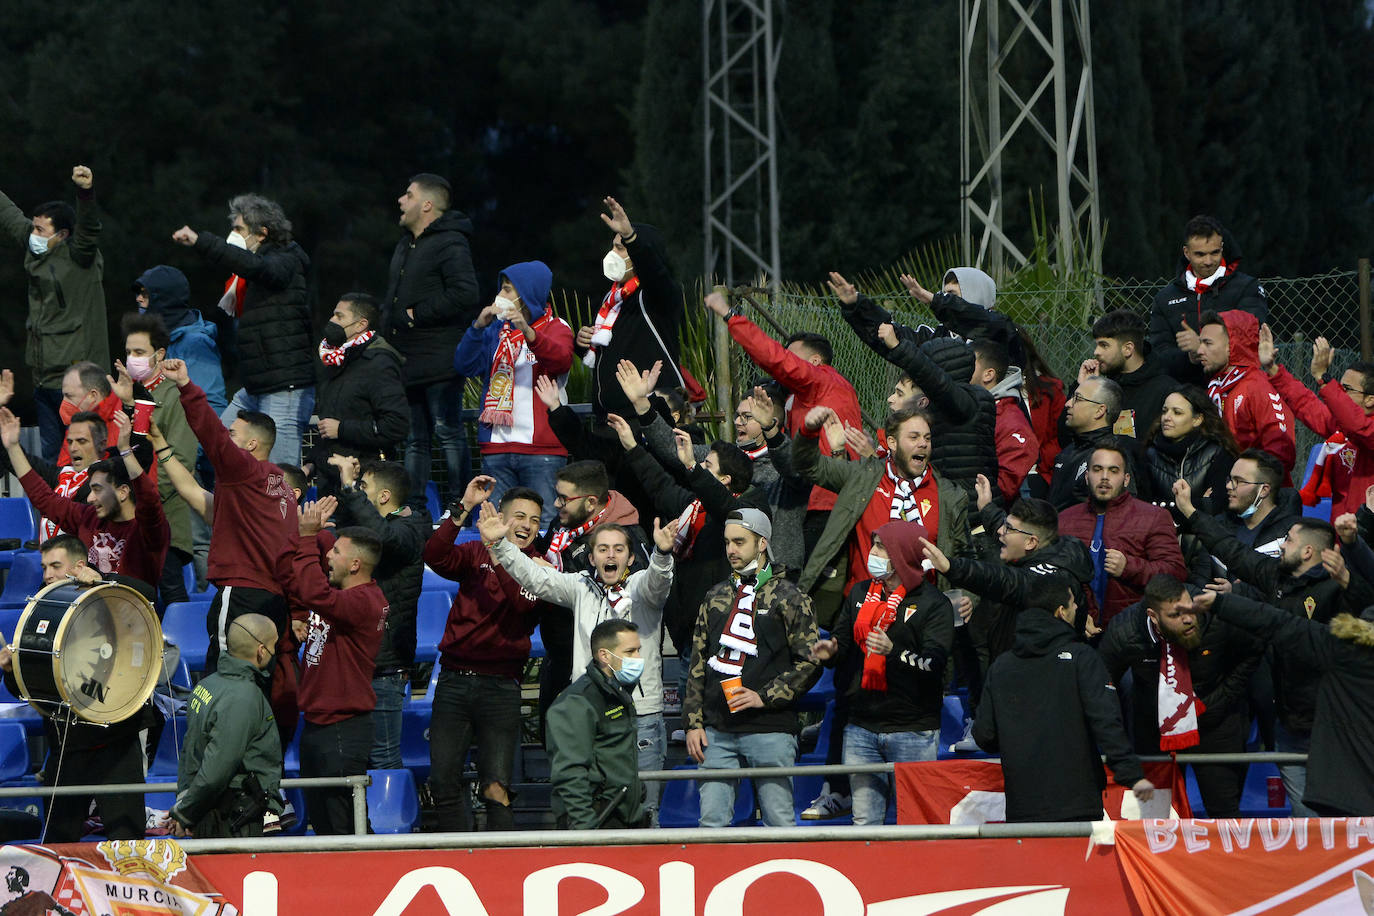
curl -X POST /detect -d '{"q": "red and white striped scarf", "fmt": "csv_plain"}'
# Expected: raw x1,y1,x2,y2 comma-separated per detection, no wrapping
319,330,375,368
708,568,765,676
479,317,543,427
545,506,609,571
1151,617,1206,750
40,467,89,540
582,277,640,368
742,441,767,461
887,459,928,523
855,580,905,691
671,499,708,558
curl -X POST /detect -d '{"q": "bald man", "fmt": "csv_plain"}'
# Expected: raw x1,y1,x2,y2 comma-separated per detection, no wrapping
166,613,283,838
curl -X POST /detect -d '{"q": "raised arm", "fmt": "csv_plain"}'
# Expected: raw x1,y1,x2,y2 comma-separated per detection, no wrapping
148,419,211,521
486,507,582,607
161,360,259,485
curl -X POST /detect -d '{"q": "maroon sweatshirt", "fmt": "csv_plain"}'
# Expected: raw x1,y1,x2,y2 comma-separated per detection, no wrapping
20,467,169,590
423,520,540,679
291,532,389,725
178,381,298,592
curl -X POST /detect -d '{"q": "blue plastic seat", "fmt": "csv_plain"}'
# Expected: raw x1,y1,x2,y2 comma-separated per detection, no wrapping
658,765,757,828
148,716,186,778
414,592,452,664
529,624,545,659
425,482,443,523
0,722,29,783
421,565,457,596
367,768,419,834
399,707,432,780
162,602,212,673
0,500,37,572
796,666,835,711
0,551,43,609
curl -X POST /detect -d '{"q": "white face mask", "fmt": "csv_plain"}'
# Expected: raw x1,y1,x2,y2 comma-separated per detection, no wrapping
226,231,248,250
867,552,892,580
602,251,628,283
493,295,520,321
28,233,50,256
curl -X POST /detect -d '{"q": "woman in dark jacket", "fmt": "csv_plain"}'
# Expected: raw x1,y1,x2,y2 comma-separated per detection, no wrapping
1142,386,1239,522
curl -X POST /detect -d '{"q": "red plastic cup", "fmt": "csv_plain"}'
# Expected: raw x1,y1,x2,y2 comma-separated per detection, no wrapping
132,400,156,435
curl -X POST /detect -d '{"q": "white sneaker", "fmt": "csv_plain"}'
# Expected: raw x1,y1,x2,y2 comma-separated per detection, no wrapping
800,787,851,820
950,718,980,753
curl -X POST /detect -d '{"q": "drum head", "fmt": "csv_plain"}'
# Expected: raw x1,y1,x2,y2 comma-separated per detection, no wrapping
14,580,162,724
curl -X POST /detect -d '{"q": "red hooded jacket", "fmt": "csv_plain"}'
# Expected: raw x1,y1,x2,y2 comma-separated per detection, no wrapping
1269,366,1374,519
1206,310,1296,483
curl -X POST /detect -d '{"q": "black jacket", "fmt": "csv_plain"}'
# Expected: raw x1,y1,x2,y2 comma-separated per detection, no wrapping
1186,509,1374,735
1048,425,1137,510
842,295,998,494
333,487,431,672
1149,269,1268,382
1140,432,1234,521
381,210,480,387
1216,491,1302,556
192,234,313,394
1098,600,1263,754
827,579,953,733
1107,357,1178,444
579,224,684,417
1211,595,1374,815
312,335,410,462
950,506,1097,664
974,611,1144,822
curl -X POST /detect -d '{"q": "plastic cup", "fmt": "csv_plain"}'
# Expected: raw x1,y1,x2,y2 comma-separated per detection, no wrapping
720,675,744,712
132,400,156,436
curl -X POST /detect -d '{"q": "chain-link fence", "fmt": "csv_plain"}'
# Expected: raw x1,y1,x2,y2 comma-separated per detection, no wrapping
716,268,1366,466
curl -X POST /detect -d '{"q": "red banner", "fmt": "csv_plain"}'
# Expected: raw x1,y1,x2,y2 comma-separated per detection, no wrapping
191,839,1135,914
1117,817,1374,915
894,759,1192,824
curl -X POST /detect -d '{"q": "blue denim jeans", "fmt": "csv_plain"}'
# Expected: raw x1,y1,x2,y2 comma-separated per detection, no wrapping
1276,722,1315,818
369,673,408,770
429,671,521,831
222,385,315,469
637,714,666,826
405,379,469,508
482,452,567,530
843,725,938,826
699,729,797,828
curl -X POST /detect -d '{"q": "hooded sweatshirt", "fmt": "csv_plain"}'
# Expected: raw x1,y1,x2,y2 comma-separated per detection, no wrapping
829,520,953,733
453,260,573,455
137,265,228,413
945,267,997,310
988,367,1040,504
1206,309,1296,482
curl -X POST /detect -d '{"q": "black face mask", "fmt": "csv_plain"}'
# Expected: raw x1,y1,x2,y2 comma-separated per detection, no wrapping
322,321,348,348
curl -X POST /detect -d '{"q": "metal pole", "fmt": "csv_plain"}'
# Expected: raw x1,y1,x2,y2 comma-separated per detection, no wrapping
1050,0,1072,271
713,285,733,416
763,0,782,287
702,0,714,280
959,0,972,266
1359,257,1371,361
986,0,1002,272
353,775,370,836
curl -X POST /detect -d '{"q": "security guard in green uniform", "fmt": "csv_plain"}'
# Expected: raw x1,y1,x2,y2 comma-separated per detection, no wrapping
546,618,648,829
165,614,283,838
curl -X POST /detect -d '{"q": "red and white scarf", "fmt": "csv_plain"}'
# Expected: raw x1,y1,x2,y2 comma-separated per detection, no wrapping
582,277,640,368
545,506,609,571
39,467,89,540
1185,259,1232,327
708,567,768,676
742,441,767,461
319,330,375,368
601,579,632,618
855,580,905,691
479,316,547,426
1151,617,1206,750
887,460,928,523
671,499,708,558
1300,432,1348,506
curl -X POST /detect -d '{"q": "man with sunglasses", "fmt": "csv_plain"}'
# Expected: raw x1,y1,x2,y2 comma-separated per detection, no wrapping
1048,375,1134,510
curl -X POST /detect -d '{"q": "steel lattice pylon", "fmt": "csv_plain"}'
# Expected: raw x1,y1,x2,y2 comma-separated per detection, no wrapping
702,0,782,289
959,0,1101,277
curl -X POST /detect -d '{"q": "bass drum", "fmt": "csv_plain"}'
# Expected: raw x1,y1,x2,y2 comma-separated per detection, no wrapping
11,580,163,724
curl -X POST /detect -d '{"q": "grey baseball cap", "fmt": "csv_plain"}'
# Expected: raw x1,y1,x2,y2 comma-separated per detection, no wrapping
725,508,773,559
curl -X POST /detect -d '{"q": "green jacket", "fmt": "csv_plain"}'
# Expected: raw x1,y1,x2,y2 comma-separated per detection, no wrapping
0,188,108,388
147,378,197,553
546,661,644,830
793,430,969,621
170,655,282,829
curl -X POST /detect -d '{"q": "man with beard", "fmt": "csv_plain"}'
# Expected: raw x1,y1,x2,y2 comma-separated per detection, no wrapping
1099,575,1263,818
423,476,545,831
794,404,967,817
1048,375,1130,510
1212,449,1298,555
1195,310,1296,482
684,509,820,827
1149,216,1268,383
2,408,168,589
1080,310,1178,445
486,509,677,825
1174,480,1371,816
1058,441,1185,627
534,460,649,740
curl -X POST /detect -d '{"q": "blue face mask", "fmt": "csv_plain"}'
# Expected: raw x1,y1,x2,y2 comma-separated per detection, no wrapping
28,233,49,256
611,652,644,686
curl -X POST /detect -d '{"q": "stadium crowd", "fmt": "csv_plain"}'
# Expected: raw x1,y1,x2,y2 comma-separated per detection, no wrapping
1,166,1371,838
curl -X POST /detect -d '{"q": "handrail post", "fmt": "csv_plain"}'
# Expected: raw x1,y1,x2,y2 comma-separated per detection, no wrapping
353,775,370,836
